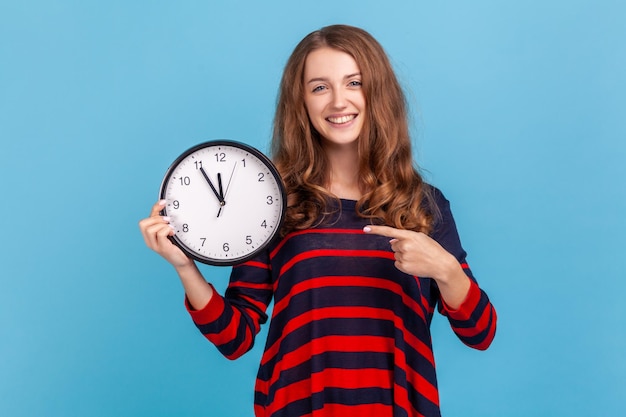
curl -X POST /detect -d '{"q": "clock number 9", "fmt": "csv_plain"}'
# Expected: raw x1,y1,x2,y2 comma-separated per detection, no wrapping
172,200,180,209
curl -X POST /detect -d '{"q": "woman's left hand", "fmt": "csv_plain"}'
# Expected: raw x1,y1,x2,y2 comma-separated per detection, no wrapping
363,225,457,281
363,225,472,309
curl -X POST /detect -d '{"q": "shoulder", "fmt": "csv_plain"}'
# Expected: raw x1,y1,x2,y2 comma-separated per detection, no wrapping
422,183,451,219
422,184,469,260
422,183,456,235
423,183,448,206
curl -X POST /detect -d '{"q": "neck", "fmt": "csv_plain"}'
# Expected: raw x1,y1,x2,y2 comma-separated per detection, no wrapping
323,142,362,200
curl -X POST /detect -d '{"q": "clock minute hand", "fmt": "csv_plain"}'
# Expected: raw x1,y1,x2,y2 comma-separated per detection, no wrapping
224,161,237,199
217,162,237,218
199,167,224,205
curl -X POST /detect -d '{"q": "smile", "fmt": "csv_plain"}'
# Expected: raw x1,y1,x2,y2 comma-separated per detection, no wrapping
327,114,356,125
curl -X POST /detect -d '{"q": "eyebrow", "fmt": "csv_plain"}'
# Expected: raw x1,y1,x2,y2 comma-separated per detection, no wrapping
306,72,362,84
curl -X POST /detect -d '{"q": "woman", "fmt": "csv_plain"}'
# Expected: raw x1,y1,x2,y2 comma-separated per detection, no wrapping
140,24,497,417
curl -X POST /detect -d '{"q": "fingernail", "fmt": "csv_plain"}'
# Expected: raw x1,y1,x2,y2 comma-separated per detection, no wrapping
363,226,372,233
158,199,167,206
162,216,171,222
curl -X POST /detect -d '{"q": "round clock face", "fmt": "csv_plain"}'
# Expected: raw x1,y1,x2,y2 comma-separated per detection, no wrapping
159,140,286,266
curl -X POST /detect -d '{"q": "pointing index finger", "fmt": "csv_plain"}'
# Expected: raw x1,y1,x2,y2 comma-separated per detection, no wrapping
363,225,409,239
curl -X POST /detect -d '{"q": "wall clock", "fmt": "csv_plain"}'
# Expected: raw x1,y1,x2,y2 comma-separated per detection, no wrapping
159,140,286,266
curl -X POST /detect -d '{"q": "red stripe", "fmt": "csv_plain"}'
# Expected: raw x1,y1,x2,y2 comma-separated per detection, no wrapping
391,343,439,408
186,286,224,324
238,260,270,270
307,403,396,417
278,249,394,280
221,324,253,360
205,308,241,346
441,280,481,320
292,403,426,417
205,308,254,359
229,281,273,291
463,306,497,351
451,302,493,338
267,368,393,415
272,275,426,323
475,307,497,350
312,368,393,391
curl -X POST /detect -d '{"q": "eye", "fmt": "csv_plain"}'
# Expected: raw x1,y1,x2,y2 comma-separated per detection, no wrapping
348,80,362,87
311,85,326,93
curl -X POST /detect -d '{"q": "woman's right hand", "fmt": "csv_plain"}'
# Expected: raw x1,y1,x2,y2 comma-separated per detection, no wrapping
139,200,194,268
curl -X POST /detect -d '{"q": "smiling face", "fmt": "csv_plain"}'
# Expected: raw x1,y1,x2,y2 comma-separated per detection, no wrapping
303,47,366,148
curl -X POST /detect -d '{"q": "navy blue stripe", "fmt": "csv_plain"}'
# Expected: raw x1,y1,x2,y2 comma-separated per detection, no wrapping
263,351,394,403
453,308,496,347
195,301,234,336
445,291,491,329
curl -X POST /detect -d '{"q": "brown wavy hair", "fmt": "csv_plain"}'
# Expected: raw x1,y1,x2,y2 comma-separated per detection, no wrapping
271,24,437,235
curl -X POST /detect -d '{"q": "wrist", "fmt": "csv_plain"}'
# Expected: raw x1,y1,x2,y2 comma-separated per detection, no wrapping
173,258,198,275
434,255,465,286
434,257,472,310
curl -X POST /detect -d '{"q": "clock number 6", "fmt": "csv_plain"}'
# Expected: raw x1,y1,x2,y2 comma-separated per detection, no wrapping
223,243,230,252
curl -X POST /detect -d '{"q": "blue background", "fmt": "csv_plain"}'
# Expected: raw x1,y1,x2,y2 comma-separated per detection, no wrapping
1,1,624,416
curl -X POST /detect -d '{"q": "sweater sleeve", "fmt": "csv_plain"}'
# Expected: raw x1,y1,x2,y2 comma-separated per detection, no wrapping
185,255,273,360
430,188,497,351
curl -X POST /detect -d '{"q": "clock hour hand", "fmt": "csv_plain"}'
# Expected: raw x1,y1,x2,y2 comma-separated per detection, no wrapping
217,173,225,201
199,167,225,205
217,173,225,218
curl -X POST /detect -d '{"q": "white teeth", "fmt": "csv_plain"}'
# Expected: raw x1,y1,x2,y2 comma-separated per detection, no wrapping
327,115,355,124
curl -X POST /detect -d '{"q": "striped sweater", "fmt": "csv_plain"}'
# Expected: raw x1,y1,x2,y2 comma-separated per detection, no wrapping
186,189,497,417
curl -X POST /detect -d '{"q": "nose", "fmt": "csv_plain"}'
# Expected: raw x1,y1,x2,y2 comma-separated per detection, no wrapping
330,88,347,109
